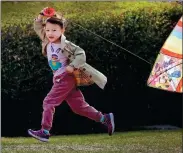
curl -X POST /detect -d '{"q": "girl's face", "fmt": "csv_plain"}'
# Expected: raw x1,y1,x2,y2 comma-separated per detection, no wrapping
45,22,64,43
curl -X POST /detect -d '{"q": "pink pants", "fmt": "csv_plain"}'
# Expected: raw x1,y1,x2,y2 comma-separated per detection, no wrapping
41,72,103,130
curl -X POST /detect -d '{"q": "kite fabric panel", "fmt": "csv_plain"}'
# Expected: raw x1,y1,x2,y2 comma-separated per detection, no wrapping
147,16,182,93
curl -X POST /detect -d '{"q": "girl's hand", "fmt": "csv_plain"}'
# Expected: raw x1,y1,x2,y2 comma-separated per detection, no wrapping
66,65,74,73
40,7,48,16
37,7,48,20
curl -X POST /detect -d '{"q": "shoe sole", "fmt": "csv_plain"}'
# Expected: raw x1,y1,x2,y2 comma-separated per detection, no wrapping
28,129,49,142
109,113,115,135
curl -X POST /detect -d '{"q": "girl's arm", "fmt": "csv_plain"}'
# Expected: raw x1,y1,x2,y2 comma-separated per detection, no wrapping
69,44,86,69
34,13,46,41
66,43,86,73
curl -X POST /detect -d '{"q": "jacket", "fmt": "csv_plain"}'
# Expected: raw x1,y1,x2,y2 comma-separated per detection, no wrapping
34,19,107,89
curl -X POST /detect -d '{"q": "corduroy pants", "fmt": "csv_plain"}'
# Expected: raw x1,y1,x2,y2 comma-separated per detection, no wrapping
41,72,103,130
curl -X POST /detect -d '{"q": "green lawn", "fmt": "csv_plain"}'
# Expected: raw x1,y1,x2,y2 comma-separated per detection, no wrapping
1,130,182,153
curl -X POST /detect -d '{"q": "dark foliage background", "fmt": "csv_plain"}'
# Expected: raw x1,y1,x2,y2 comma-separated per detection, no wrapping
1,2,182,136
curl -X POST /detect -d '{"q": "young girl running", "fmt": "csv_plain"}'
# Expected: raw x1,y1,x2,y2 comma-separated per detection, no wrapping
28,7,115,142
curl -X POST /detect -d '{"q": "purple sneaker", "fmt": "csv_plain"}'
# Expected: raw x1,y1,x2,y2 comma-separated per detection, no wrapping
103,113,115,136
28,129,49,142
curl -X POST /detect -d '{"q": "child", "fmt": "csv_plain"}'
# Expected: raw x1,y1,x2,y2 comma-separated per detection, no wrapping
28,7,115,142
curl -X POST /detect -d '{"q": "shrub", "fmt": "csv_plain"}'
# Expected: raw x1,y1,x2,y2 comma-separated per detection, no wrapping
1,2,182,101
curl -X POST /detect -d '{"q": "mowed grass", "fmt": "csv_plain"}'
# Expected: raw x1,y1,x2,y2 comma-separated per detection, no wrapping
1,130,182,153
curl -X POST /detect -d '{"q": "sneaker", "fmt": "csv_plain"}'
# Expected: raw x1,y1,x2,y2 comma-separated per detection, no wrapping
103,113,115,136
28,129,49,142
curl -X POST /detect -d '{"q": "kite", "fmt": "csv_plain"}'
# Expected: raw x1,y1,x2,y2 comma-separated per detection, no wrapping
147,16,182,93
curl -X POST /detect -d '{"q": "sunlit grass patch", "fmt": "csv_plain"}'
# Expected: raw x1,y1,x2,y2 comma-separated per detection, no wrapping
2,130,182,153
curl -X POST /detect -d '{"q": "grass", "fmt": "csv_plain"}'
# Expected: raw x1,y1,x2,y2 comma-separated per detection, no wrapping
1,130,182,153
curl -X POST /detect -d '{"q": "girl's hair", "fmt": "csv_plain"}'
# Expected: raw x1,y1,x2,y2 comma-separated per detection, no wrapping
46,17,64,28
45,13,67,29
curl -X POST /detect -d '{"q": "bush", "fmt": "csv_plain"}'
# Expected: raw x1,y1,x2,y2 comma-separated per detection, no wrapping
1,25,52,101
1,2,182,101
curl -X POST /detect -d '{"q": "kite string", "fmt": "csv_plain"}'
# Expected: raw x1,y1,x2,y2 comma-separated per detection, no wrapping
71,21,152,65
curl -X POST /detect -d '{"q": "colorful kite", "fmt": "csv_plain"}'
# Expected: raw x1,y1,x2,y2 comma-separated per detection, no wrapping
147,16,182,93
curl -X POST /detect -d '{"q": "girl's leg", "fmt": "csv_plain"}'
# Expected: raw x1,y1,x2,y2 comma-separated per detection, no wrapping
41,73,76,130
28,73,76,142
65,88,115,135
65,88,103,122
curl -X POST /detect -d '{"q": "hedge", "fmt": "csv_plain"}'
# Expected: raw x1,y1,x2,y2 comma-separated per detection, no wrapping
1,2,182,101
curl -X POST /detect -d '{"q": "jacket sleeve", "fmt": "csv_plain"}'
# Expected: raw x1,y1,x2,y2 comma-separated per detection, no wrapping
34,18,46,41
68,43,86,69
